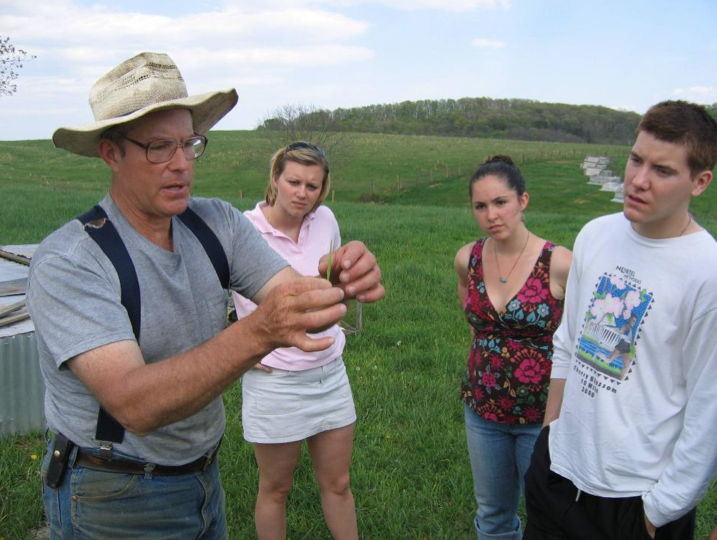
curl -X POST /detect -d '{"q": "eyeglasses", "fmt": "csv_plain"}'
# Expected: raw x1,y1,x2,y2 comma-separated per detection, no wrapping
285,141,326,159
116,133,208,164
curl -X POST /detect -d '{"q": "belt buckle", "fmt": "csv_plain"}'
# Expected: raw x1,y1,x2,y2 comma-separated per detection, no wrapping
144,463,156,479
97,441,113,459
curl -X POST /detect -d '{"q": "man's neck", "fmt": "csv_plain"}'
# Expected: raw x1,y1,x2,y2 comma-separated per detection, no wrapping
109,189,175,251
629,210,694,240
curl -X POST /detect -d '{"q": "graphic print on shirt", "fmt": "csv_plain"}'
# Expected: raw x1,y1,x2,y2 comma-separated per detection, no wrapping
574,270,653,388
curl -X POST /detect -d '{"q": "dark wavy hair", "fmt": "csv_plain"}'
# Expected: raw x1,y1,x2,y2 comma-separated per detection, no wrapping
468,155,526,197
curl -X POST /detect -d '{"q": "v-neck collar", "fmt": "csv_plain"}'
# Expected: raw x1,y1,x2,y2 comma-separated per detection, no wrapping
479,237,549,317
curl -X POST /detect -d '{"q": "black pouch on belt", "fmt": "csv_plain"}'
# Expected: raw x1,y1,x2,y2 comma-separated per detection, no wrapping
45,433,74,489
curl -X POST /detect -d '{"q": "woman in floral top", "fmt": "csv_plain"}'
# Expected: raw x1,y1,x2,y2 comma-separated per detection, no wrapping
454,156,572,540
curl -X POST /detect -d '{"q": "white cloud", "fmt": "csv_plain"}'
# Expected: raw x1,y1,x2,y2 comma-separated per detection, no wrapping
674,86,716,96
0,106,82,117
0,2,375,107
673,86,717,103
0,1,379,136
472,38,507,49
1,6,369,46
178,45,374,69
370,0,509,10
224,0,509,12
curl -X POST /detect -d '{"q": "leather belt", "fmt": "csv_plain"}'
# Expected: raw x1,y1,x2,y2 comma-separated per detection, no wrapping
75,441,221,477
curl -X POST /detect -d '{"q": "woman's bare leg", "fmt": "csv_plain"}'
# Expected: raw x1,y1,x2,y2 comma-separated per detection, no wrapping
307,423,358,540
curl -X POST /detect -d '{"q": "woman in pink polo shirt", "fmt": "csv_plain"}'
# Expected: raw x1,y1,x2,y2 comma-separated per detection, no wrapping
232,142,358,540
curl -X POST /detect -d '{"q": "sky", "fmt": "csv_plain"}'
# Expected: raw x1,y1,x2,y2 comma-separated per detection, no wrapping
1,0,716,141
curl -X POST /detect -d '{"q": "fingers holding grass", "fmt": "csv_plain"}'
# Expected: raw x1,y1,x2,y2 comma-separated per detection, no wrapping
320,241,384,302
253,277,346,352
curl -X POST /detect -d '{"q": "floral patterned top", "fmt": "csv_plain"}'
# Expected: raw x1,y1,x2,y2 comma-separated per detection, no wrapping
461,239,564,424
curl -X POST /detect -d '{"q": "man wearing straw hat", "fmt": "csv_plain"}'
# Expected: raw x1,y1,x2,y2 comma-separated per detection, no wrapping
27,52,384,539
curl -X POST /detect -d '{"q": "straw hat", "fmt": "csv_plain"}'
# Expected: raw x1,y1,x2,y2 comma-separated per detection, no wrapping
52,52,238,158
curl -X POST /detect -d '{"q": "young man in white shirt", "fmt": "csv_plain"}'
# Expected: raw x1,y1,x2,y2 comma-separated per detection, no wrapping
524,100,717,540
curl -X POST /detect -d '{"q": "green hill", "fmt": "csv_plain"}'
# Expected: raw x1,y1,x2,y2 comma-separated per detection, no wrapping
260,97,646,145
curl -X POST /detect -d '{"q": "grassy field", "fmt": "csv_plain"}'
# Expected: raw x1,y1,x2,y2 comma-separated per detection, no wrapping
1,130,716,539
0,131,627,206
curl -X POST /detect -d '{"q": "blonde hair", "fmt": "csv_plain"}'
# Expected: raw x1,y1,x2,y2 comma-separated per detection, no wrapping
265,142,331,212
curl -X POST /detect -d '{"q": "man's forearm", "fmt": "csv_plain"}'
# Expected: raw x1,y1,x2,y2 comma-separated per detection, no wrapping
70,277,345,435
70,310,276,435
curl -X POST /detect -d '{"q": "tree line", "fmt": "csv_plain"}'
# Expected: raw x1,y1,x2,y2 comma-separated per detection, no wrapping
260,97,717,146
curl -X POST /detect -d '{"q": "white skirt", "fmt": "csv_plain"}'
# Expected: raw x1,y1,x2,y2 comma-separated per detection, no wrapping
241,356,357,444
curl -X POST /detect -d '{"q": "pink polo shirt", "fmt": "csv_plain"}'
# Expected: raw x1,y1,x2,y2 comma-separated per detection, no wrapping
232,202,346,371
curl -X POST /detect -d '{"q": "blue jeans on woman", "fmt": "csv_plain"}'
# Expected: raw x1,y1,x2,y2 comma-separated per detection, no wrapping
41,440,227,539
465,405,542,540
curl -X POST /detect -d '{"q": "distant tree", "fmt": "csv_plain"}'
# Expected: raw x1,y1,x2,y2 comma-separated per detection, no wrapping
257,103,351,157
0,36,35,96
706,103,717,121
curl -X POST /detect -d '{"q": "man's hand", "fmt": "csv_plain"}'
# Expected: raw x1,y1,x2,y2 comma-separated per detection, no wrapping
644,513,656,539
249,276,347,353
318,241,385,303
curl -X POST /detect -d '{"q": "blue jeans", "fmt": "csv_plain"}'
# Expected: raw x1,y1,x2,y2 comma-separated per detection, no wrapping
41,441,227,539
465,405,542,540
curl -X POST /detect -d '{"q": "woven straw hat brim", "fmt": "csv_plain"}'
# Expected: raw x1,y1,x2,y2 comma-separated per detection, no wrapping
52,88,238,158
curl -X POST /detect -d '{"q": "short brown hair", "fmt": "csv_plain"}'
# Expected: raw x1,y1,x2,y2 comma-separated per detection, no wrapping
638,100,717,177
265,142,331,211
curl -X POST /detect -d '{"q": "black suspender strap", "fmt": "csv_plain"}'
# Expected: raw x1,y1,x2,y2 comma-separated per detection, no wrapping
77,205,138,445
177,206,230,289
76,203,230,446
78,205,142,339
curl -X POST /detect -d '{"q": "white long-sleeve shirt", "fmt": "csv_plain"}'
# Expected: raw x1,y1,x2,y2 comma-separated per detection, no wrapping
548,212,717,527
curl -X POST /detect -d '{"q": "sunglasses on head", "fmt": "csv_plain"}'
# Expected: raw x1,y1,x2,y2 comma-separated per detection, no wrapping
285,141,327,159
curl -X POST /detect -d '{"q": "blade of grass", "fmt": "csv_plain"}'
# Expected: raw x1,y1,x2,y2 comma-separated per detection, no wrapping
326,239,334,281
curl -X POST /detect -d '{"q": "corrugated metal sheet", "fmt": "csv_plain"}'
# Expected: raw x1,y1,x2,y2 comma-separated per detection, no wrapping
0,331,45,437
0,245,45,437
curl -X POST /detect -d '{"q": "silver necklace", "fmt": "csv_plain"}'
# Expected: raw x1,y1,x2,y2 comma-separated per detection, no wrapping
494,230,530,284
679,216,692,237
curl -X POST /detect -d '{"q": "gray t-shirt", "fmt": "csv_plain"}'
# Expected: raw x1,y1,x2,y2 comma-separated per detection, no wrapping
27,194,287,465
